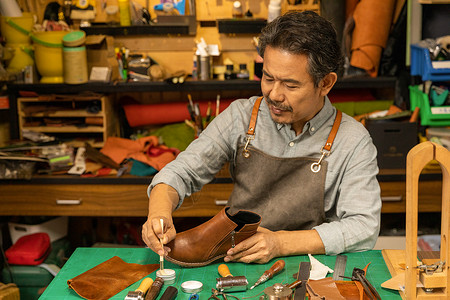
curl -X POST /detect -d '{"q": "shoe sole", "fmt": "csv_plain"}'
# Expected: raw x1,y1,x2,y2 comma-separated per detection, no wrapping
165,253,226,268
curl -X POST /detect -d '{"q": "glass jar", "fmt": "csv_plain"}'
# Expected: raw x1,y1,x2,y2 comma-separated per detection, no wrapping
236,63,249,80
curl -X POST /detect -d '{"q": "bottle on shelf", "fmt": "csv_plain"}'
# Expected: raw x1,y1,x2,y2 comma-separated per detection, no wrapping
225,64,235,80
236,64,249,80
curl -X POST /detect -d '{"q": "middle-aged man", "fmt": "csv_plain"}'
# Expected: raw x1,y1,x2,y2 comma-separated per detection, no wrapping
142,11,381,264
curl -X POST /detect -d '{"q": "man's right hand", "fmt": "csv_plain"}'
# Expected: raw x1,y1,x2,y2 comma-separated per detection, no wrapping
142,216,176,256
142,183,180,255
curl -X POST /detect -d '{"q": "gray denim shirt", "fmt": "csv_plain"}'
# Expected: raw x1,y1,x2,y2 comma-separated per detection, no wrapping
149,95,381,255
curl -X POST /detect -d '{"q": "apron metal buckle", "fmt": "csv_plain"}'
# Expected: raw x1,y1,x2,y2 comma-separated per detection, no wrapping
242,135,254,158
311,147,330,173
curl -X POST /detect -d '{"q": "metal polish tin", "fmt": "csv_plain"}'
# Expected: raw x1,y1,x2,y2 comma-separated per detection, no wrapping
263,283,293,300
181,280,203,293
216,276,248,292
156,269,176,285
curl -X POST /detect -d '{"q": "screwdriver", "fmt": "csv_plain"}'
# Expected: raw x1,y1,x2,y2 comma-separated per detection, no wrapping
250,260,285,289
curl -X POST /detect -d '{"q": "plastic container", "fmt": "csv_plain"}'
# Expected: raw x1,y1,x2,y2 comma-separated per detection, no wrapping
63,31,88,84
33,31,67,83
268,0,281,23
410,44,450,82
232,1,243,18
8,216,69,243
409,85,450,126
0,12,34,44
237,63,249,79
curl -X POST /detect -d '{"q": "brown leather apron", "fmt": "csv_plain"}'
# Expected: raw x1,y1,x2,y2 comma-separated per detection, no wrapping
227,97,342,231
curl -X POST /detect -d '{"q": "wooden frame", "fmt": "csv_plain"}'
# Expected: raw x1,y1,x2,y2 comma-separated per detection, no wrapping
406,141,450,299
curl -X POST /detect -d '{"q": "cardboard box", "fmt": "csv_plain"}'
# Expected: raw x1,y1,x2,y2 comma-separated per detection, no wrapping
85,35,119,81
366,120,418,169
8,216,68,243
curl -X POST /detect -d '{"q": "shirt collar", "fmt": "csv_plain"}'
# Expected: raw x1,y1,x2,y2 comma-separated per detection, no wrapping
273,96,335,134
307,96,334,135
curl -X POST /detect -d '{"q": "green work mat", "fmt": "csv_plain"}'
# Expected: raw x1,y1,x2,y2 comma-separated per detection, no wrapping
40,248,400,299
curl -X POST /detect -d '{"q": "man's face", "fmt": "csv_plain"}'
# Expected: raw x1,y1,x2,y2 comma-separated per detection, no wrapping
261,46,329,135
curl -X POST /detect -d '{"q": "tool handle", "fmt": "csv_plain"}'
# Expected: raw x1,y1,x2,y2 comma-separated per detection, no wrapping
218,264,233,277
145,277,164,300
137,278,153,293
286,279,303,289
263,260,285,278
159,286,178,300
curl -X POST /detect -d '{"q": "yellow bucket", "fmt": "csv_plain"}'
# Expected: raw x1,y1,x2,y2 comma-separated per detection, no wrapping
5,44,34,72
0,13,34,44
33,31,67,83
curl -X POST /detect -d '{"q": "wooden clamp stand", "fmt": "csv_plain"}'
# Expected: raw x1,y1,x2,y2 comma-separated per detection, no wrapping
406,141,450,299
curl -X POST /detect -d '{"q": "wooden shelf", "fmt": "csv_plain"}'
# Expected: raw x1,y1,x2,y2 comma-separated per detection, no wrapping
7,77,397,94
17,96,117,147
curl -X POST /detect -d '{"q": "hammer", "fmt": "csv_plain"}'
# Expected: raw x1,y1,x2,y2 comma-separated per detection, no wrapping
124,277,153,300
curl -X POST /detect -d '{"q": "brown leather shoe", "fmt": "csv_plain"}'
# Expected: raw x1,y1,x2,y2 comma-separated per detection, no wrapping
166,207,261,267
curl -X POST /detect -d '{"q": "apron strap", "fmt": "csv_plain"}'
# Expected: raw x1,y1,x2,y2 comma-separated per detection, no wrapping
246,96,264,135
323,110,342,151
243,96,264,158
311,109,342,173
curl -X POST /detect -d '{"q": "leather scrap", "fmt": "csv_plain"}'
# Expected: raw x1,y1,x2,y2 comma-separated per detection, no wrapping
350,0,396,77
67,256,158,300
307,278,346,300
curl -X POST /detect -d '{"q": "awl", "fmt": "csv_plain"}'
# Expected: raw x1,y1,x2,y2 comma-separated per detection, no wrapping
250,260,285,289
125,277,153,300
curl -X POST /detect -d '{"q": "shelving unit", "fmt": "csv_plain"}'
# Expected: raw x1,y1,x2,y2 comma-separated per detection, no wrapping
7,77,398,140
17,95,118,147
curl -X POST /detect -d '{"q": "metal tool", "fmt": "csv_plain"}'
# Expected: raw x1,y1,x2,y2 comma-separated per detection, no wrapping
332,254,347,281
144,277,164,300
208,288,240,300
159,218,165,272
263,283,293,300
293,262,310,300
216,276,248,292
124,277,153,300
350,268,381,300
250,260,285,290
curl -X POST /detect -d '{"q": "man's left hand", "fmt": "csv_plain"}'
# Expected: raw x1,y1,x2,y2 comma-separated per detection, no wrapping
223,227,281,264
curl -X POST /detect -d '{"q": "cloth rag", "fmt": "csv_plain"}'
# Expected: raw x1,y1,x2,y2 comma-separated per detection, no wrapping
308,254,334,280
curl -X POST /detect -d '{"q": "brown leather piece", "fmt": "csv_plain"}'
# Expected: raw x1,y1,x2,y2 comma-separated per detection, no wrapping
67,256,159,300
307,278,346,300
166,207,261,267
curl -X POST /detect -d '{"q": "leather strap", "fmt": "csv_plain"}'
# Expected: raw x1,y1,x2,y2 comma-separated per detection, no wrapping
323,110,342,151
246,96,264,135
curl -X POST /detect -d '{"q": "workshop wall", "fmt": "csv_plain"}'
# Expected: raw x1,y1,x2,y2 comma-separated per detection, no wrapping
17,0,320,79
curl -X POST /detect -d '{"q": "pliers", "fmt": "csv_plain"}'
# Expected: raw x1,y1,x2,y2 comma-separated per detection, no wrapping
208,288,241,300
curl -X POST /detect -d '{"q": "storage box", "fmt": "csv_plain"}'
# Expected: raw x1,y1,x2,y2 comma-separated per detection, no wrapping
410,44,450,82
366,120,418,169
8,216,68,244
1,238,70,300
85,35,119,81
409,85,450,126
